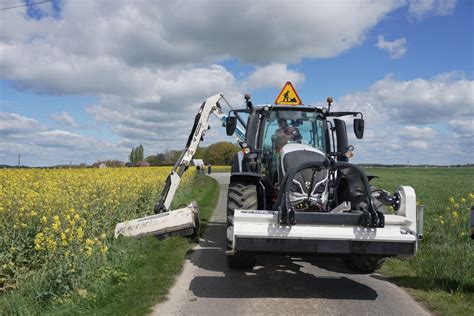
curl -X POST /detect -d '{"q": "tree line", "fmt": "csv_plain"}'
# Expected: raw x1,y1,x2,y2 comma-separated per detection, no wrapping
128,141,240,166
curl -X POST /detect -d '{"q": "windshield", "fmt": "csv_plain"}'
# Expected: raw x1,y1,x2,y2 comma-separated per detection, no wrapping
261,109,326,182
262,110,326,152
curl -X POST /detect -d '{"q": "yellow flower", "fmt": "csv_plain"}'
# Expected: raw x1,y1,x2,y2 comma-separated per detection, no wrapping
452,211,459,219
52,222,60,231
53,215,60,222
448,197,455,204
76,227,84,240
46,236,57,251
100,233,107,240
101,245,108,253
460,197,466,203
77,288,88,298
40,216,47,224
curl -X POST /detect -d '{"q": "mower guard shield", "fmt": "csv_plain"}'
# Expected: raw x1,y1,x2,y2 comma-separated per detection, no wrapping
114,201,199,238
230,186,420,257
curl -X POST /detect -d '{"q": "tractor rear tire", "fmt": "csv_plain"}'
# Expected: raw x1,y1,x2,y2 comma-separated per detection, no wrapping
226,182,257,269
344,255,385,273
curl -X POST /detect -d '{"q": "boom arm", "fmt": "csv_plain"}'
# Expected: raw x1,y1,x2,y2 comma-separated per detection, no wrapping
155,93,245,213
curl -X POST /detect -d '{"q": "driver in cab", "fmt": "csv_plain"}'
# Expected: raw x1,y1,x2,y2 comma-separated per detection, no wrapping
274,118,301,152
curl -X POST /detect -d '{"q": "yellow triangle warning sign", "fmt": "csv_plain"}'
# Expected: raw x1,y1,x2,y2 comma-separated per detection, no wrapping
274,81,303,105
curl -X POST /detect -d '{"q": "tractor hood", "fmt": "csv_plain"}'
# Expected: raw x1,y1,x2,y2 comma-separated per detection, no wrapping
280,144,329,208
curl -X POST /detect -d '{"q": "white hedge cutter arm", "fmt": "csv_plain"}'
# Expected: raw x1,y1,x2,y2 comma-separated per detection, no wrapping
115,93,245,238
154,93,245,213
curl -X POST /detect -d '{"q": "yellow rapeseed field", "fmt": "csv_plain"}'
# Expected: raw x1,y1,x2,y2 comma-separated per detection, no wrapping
0,167,192,293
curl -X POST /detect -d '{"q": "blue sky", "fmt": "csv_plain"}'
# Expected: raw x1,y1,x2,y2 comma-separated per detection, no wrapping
0,0,473,166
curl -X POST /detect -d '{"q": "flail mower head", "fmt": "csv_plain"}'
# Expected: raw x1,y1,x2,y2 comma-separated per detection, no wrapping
114,202,199,239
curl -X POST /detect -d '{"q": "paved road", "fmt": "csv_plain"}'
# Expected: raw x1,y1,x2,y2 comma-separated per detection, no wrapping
153,173,429,316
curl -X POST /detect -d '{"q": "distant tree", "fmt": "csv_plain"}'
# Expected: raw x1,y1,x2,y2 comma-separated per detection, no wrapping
204,142,240,165
156,153,166,163
163,150,182,165
194,146,207,159
129,145,145,166
145,155,161,166
129,147,135,165
137,144,144,162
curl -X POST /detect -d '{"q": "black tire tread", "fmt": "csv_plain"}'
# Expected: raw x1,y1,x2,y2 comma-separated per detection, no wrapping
226,182,258,269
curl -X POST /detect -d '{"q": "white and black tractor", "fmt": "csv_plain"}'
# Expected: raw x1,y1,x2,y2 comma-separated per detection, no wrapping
115,93,423,273
224,96,423,272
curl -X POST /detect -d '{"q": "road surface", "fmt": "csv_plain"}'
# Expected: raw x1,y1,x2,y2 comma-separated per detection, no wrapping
153,173,429,316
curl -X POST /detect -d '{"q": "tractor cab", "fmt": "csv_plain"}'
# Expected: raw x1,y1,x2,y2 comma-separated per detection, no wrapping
259,108,327,185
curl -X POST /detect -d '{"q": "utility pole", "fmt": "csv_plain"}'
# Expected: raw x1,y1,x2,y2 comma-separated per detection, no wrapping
18,153,20,167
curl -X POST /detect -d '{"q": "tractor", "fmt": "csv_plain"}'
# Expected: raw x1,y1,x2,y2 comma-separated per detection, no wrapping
115,87,423,273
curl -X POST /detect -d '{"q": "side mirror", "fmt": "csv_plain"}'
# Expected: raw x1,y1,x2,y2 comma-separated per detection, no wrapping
226,116,237,136
354,118,364,139
334,119,348,162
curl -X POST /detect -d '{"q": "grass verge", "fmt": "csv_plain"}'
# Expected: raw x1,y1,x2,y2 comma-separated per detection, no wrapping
211,165,231,173
0,174,220,315
369,167,474,316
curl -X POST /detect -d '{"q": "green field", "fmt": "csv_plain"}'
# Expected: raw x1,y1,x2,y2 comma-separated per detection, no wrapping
368,167,474,315
197,166,474,314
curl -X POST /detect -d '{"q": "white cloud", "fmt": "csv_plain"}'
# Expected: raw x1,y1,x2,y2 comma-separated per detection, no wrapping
243,64,305,90
406,140,429,150
50,112,80,128
340,72,473,124
447,118,474,137
400,126,436,139
0,112,128,166
0,1,467,165
0,112,42,135
84,64,242,153
0,1,404,96
408,0,457,19
337,72,473,164
376,36,407,59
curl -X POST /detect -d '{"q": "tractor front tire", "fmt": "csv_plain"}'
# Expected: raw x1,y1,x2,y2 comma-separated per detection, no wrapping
226,182,257,269
344,255,385,273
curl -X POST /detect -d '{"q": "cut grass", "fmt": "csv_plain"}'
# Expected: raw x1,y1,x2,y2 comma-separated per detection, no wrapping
0,174,220,315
